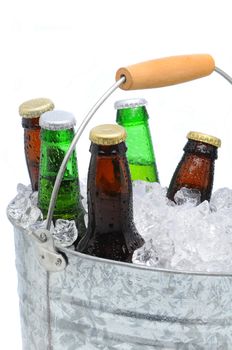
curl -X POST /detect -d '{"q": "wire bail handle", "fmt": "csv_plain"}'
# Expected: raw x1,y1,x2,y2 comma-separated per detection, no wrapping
40,54,232,271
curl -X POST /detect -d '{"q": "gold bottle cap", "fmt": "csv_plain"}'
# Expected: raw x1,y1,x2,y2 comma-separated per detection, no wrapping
19,98,55,118
187,131,221,148
89,124,127,145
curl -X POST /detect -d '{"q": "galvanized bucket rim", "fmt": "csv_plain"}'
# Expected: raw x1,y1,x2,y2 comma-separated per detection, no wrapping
61,245,232,277
9,217,232,277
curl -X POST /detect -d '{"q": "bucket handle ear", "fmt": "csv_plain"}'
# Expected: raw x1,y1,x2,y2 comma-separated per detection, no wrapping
40,54,232,271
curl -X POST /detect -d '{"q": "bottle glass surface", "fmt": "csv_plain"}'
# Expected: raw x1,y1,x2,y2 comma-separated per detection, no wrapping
22,116,41,191
38,110,86,240
115,98,159,183
77,124,144,262
167,131,221,203
19,98,54,191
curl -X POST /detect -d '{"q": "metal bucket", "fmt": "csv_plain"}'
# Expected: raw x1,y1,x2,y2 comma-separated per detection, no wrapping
10,56,232,349
13,222,232,350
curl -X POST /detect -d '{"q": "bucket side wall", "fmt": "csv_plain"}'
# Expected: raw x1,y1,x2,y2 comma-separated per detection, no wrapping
49,251,232,349
14,227,50,350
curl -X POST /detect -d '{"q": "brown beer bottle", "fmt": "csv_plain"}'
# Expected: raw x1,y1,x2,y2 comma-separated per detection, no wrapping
167,131,221,203
77,124,144,262
19,98,54,191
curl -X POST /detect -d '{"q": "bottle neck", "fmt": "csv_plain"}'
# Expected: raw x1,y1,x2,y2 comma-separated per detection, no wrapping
40,127,75,143
116,106,148,126
39,127,77,177
22,116,40,129
184,139,218,159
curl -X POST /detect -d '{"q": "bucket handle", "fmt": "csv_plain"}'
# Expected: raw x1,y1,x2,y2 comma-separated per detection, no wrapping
36,54,232,272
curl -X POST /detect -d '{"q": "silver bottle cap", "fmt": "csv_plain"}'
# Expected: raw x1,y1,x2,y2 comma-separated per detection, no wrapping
114,98,147,110
39,110,76,130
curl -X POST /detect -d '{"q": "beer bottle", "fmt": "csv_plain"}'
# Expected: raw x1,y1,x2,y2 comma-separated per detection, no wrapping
38,110,86,241
167,131,221,203
77,124,145,262
19,98,54,191
115,98,159,183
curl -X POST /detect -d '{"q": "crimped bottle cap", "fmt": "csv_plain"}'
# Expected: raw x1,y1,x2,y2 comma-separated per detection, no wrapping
39,110,76,130
19,98,54,118
114,98,147,110
89,124,126,145
187,131,221,148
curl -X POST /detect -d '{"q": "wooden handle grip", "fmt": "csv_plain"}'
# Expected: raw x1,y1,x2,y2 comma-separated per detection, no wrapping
115,54,215,90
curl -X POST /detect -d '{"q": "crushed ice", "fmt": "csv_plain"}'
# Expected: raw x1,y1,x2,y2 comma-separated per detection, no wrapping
7,181,232,272
7,184,78,248
133,181,232,273
7,184,42,228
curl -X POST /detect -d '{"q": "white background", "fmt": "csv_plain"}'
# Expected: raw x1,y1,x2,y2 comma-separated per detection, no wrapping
1,0,232,348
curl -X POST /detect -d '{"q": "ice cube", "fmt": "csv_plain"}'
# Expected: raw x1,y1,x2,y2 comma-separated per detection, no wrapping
210,187,232,212
174,187,201,206
133,239,160,267
52,219,78,247
20,205,42,229
30,191,38,207
17,183,32,197
7,194,30,222
7,185,42,228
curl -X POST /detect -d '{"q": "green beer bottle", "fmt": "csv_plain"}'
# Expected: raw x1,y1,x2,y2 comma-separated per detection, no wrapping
38,110,86,241
115,98,159,183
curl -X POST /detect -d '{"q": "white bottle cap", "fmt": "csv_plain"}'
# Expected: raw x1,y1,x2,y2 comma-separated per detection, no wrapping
114,98,147,110
39,110,76,130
